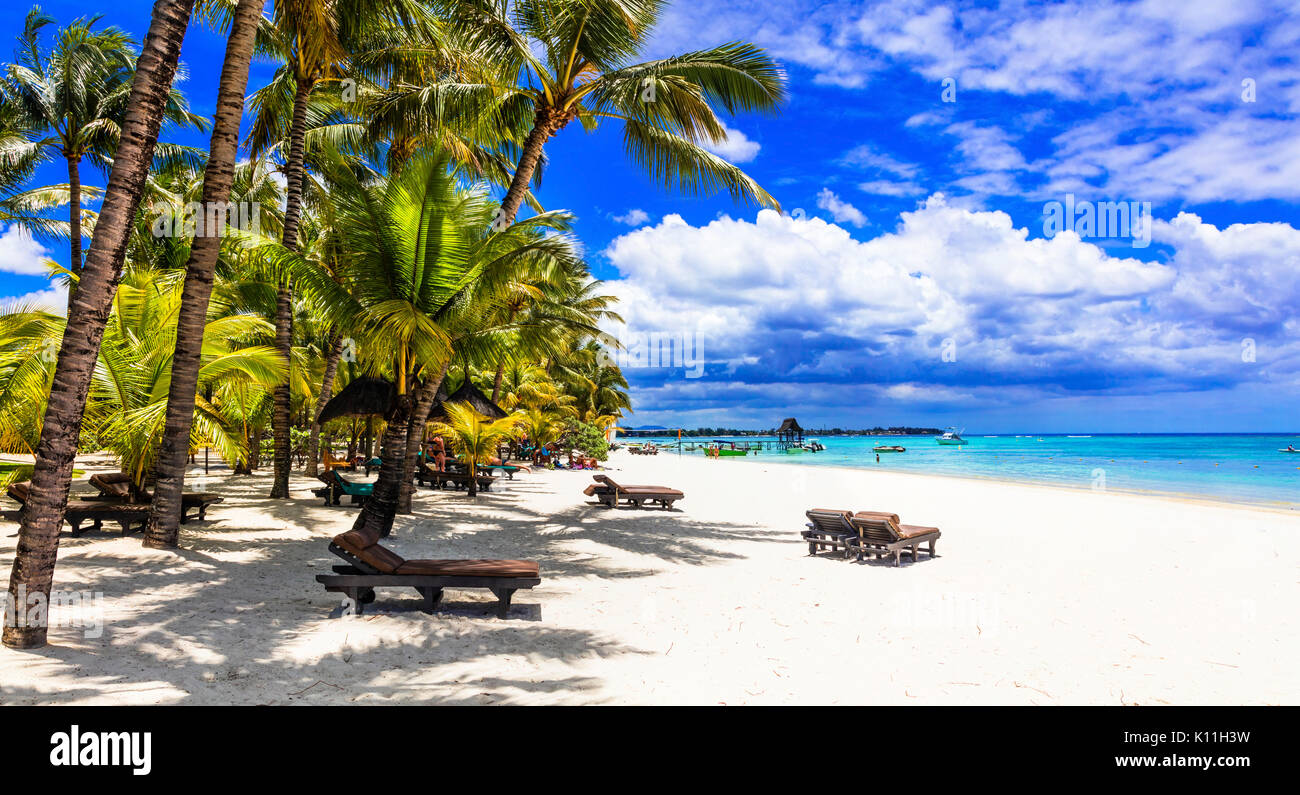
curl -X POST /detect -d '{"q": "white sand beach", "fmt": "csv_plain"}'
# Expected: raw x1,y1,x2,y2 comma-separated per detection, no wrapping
1,451,1297,705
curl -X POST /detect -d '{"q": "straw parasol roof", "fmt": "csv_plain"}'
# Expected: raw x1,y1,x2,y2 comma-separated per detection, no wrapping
429,379,507,421
316,377,396,424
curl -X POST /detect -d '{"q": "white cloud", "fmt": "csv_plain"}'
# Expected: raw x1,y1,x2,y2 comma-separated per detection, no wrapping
611,208,652,226
815,188,867,227
602,199,1299,417
700,122,761,163
0,225,54,276
4,283,67,316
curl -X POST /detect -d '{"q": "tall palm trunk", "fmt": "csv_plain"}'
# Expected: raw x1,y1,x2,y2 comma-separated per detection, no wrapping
66,154,83,305
498,108,569,226
349,393,414,540
269,78,314,499
3,0,196,650
143,0,268,550
398,366,448,514
304,332,343,477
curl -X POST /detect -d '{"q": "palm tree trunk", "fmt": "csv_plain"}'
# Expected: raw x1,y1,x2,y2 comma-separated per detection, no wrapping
304,332,343,477
349,394,414,540
269,78,314,499
397,365,448,514
490,361,505,404
3,0,196,650
143,0,267,550
498,110,564,226
66,154,83,305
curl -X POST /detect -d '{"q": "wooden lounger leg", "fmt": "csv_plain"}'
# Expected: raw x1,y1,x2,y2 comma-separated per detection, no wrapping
893,549,901,567
490,587,515,618
417,586,444,614
928,539,937,558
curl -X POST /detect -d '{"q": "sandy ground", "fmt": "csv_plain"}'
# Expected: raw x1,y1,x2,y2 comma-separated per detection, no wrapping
0,449,1296,705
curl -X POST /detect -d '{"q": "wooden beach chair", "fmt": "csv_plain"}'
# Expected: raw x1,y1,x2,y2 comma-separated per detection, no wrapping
582,474,684,509
848,511,941,566
323,470,373,506
321,449,354,472
419,462,496,492
801,509,857,558
315,525,540,618
83,472,223,522
3,481,150,537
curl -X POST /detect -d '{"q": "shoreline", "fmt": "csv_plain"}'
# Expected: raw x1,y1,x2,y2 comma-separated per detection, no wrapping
623,442,1300,513
645,452,1300,515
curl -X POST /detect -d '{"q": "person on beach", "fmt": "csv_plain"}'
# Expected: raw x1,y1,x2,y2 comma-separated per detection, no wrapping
431,435,446,472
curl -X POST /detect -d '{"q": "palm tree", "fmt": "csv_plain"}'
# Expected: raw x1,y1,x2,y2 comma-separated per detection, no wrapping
0,7,206,296
287,150,478,537
144,0,269,550
428,401,520,497
88,269,287,489
374,0,786,227
3,0,198,650
245,0,434,500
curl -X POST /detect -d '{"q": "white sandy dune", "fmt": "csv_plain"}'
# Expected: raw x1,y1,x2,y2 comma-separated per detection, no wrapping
0,450,1296,705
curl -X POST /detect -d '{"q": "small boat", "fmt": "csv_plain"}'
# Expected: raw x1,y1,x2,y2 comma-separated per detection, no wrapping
1279,446,1300,453
705,441,749,457
873,445,906,453
935,427,967,445
802,439,826,452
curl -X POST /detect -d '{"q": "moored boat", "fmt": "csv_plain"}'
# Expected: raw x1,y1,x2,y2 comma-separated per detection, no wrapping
873,444,906,453
935,427,967,445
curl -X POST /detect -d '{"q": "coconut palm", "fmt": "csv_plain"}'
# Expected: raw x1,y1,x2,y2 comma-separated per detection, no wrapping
0,7,207,292
371,0,786,227
245,0,436,500
144,0,269,549
4,0,198,650
428,401,520,496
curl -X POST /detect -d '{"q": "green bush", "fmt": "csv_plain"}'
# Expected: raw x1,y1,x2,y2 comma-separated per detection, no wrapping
561,421,609,461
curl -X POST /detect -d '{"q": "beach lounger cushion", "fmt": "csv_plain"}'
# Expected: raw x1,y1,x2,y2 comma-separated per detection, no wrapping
318,527,541,618
5,481,150,536
585,475,684,508
333,529,405,573
849,511,941,565
394,559,540,578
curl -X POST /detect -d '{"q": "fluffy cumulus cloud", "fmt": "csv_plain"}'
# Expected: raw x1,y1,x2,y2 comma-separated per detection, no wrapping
611,208,652,226
814,188,867,227
0,224,53,276
699,122,761,163
601,199,1300,422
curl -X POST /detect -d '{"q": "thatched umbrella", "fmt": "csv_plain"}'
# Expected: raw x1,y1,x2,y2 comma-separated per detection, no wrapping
316,377,396,425
317,378,396,464
428,379,507,421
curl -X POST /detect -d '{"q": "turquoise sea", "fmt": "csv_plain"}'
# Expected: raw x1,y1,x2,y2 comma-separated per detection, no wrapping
619,433,1300,508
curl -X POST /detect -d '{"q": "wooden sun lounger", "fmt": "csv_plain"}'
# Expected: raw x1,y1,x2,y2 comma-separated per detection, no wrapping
313,470,373,506
82,472,222,522
315,526,540,618
583,474,683,509
848,511,941,566
801,508,857,558
321,449,356,472
417,462,496,492
3,482,150,537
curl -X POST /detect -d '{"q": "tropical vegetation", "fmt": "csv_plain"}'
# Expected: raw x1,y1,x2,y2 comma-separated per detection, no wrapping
0,0,783,649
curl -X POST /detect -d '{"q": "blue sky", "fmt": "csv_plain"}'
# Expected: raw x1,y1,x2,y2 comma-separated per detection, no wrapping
2,1,1299,432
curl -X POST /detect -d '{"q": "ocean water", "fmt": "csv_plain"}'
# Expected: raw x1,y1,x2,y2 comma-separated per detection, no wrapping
619,434,1300,508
